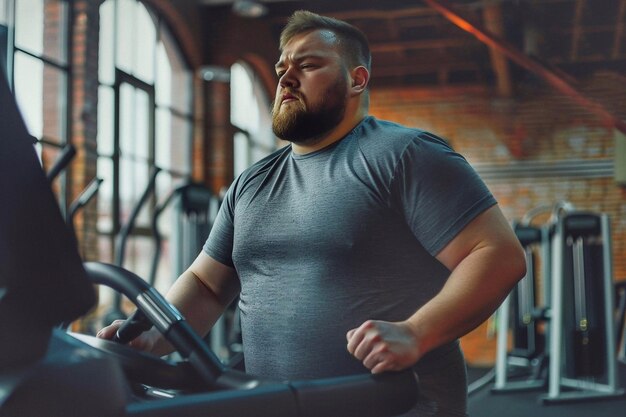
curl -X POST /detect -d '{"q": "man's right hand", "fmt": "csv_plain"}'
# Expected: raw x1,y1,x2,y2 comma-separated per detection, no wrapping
96,320,160,353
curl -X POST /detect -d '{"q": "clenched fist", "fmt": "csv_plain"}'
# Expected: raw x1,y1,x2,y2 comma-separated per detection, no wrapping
346,320,422,374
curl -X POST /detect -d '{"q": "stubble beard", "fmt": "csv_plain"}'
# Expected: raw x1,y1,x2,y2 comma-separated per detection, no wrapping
271,80,347,145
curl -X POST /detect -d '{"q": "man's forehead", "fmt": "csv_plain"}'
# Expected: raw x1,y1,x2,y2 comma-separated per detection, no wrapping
279,29,340,59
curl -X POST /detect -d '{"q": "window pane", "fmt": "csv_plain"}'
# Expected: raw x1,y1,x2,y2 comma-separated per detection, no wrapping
233,131,249,177
119,82,150,160
0,0,7,24
15,0,67,64
14,52,67,142
156,170,173,211
153,237,173,294
155,107,170,168
98,235,114,265
157,26,190,113
116,0,133,74
230,63,255,130
134,3,155,83
97,157,114,233
231,61,274,173
123,235,153,281
14,52,43,138
155,42,170,108
98,86,114,156
170,114,191,174
154,170,174,290
156,109,190,174
119,156,150,227
99,0,115,84
15,0,43,55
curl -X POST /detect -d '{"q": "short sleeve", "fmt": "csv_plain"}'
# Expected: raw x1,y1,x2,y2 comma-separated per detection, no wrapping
203,183,236,267
390,132,496,256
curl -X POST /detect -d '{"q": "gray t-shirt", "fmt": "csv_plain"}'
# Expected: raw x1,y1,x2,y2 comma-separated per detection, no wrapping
204,116,495,415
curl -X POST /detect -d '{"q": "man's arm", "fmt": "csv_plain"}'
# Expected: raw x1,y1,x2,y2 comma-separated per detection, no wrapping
98,252,240,357
346,205,526,373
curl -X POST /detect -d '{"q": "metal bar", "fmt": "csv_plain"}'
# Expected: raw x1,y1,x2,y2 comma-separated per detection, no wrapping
422,0,626,134
572,237,587,332
601,215,620,391
494,294,511,389
548,218,564,398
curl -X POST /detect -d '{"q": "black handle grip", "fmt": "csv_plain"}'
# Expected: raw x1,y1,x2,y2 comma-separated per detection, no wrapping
113,309,153,344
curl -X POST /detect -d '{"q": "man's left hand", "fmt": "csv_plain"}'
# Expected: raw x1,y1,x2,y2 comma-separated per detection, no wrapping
346,320,421,374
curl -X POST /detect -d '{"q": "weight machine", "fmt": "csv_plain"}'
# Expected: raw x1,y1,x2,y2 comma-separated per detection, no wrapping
542,211,624,403
494,203,624,403
493,205,554,392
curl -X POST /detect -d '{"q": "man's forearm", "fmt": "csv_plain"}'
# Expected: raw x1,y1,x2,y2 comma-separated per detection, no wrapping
149,269,235,356
406,242,526,359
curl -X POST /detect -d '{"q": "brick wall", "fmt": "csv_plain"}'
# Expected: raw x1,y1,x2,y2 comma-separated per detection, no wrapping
370,71,626,365
71,0,101,261
204,80,234,193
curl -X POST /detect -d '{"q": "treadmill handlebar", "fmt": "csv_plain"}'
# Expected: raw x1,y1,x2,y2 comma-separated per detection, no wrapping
83,262,225,386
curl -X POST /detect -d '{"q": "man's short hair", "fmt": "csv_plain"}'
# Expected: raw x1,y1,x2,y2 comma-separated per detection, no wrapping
280,10,372,72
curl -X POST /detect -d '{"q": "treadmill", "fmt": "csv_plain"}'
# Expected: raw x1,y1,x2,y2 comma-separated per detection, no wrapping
0,70,419,417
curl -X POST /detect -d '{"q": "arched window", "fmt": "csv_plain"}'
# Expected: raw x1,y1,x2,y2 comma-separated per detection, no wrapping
1,0,70,207
98,0,194,301
230,61,280,176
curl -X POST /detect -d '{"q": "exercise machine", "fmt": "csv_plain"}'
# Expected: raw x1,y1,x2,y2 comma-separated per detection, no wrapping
542,210,624,403
493,205,554,392
148,182,217,287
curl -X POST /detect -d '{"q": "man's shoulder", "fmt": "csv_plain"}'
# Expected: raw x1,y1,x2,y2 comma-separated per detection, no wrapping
239,145,290,178
354,117,452,160
358,116,423,141
228,145,291,197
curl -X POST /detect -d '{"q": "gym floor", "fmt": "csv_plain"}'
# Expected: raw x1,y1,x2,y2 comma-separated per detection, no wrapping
467,363,626,416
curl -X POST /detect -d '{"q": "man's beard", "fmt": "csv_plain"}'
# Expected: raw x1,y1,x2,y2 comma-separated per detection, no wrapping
271,80,347,144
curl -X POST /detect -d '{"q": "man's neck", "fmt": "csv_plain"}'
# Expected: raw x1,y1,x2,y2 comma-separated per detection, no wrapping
291,110,368,155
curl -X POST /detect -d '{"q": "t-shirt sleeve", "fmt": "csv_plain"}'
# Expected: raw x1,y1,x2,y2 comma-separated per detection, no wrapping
390,132,497,256
203,183,236,267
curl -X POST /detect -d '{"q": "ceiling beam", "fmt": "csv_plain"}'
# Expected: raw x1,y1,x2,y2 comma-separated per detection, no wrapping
370,37,471,53
613,0,626,58
328,7,438,21
422,0,626,134
482,1,512,97
373,62,483,78
570,0,585,61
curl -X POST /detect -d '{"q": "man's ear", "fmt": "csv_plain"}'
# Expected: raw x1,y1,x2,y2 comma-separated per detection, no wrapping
350,66,370,95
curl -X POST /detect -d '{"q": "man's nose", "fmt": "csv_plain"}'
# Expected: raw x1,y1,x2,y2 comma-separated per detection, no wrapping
279,67,299,88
